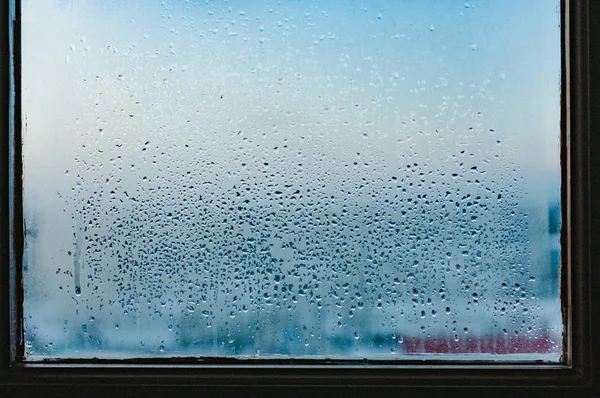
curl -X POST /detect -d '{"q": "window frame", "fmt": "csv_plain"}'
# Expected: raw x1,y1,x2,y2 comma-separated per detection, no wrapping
0,0,597,396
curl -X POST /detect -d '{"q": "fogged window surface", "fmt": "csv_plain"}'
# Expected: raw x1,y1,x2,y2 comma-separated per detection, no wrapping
22,0,562,360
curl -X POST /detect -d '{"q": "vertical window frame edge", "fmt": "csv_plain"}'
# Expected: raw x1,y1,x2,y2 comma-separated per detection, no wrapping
566,0,593,389
7,0,22,368
0,0,9,376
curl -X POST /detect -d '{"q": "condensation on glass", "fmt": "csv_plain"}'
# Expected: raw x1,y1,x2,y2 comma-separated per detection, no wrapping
21,0,563,361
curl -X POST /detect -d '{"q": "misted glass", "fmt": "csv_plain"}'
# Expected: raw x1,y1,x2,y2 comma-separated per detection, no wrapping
22,0,563,360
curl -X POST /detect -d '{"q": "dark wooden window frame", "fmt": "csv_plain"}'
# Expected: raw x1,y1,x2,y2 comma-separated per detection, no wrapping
0,0,597,396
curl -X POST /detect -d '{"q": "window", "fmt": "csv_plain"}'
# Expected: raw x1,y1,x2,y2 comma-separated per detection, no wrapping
1,0,597,396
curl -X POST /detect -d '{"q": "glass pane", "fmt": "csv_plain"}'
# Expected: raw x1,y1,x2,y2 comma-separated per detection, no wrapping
21,0,563,361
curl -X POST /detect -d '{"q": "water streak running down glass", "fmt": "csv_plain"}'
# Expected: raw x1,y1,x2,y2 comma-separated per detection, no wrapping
21,0,562,361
